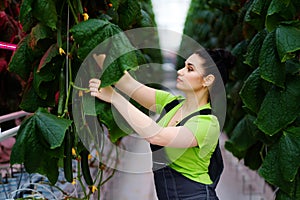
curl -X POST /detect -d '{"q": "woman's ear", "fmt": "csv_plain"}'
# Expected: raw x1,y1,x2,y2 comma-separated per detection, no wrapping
203,74,215,87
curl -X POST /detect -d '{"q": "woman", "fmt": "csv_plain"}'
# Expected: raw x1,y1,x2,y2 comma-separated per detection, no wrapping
89,49,235,199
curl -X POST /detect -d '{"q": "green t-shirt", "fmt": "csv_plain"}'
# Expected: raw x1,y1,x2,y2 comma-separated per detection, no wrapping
155,90,220,184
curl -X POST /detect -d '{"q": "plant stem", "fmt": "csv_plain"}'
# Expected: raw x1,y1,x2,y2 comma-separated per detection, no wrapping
71,82,90,92
63,61,72,114
67,0,79,24
77,159,87,197
100,146,118,186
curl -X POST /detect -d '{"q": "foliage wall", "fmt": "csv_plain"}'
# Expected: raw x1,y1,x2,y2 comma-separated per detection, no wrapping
7,0,162,197
180,0,300,199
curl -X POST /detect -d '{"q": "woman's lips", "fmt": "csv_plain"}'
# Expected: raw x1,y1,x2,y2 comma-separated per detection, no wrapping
177,77,183,82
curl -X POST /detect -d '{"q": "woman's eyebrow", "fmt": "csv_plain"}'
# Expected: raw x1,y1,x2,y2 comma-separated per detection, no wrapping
187,63,195,67
185,62,195,67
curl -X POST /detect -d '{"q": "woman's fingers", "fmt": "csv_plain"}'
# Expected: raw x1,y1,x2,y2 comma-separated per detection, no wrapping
89,79,101,87
89,78,101,97
89,78,101,84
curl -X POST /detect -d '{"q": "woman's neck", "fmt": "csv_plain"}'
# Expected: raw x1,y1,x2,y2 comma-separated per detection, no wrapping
182,90,209,112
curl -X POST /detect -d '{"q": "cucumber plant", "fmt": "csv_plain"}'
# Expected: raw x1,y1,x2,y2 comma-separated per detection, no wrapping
180,0,300,199
8,0,161,198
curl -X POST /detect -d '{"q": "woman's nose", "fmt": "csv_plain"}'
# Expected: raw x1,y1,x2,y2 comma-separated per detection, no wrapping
177,68,184,75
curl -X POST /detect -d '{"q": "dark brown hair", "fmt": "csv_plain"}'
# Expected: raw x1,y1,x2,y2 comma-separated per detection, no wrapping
195,49,236,85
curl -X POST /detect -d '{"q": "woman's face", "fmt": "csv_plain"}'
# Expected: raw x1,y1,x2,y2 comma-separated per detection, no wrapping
176,53,206,92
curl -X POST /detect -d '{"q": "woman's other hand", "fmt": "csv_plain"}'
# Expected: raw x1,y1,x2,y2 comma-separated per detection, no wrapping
89,78,115,103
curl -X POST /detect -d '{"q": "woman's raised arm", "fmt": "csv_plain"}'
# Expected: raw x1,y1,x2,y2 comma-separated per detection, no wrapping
114,71,157,112
93,53,157,112
89,79,198,148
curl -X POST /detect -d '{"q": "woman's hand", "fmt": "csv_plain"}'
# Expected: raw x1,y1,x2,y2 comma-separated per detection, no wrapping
89,78,115,103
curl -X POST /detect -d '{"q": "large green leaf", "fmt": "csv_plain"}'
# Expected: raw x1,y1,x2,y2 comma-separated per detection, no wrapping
19,0,35,32
37,44,59,71
267,0,290,16
70,19,109,44
137,9,154,27
117,0,142,30
244,30,267,68
276,185,300,200
20,0,33,23
35,108,72,148
239,68,265,113
259,30,285,88
279,127,300,182
10,108,72,184
259,127,300,196
255,76,300,135
82,94,133,143
231,40,250,78
244,0,271,30
225,115,259,159
29,23,54,48
32,0,57,30
101,50,138,87
8,35,33,81
33,44,60,99
276,24,300,62
20,76,56,112
265,0,291,31
71,19,139,86
258,138,294,196
243,142,263,170
286,59,300,75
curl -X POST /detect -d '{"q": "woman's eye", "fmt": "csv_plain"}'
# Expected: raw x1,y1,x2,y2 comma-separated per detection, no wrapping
187,67,193,72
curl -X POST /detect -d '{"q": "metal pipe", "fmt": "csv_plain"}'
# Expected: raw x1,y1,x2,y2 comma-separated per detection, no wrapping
0,111,28,123
0,126,20,142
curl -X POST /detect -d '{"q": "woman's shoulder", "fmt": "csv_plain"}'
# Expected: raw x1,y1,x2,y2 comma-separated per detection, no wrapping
156,90,184,104
155,89,184,113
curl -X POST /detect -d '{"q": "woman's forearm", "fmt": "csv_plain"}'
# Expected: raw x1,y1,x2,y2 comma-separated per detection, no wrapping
110,92,197,148
114,71,157,112
115,71,141,96
111,91,161,139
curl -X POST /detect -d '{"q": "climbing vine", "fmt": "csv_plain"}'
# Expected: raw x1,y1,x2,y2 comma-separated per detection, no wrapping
8,0,161,198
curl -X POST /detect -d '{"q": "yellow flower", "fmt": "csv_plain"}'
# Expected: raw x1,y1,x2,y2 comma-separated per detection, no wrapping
90,185,98,193
82,13,89,21
72,178,76,185
59,47,66,55
88,154,92,160
72,148,76,156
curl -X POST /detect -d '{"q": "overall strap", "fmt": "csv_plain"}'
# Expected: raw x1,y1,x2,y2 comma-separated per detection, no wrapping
177,109,211,126
150,99,182,152
151,99,211,151
155,99,182,123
